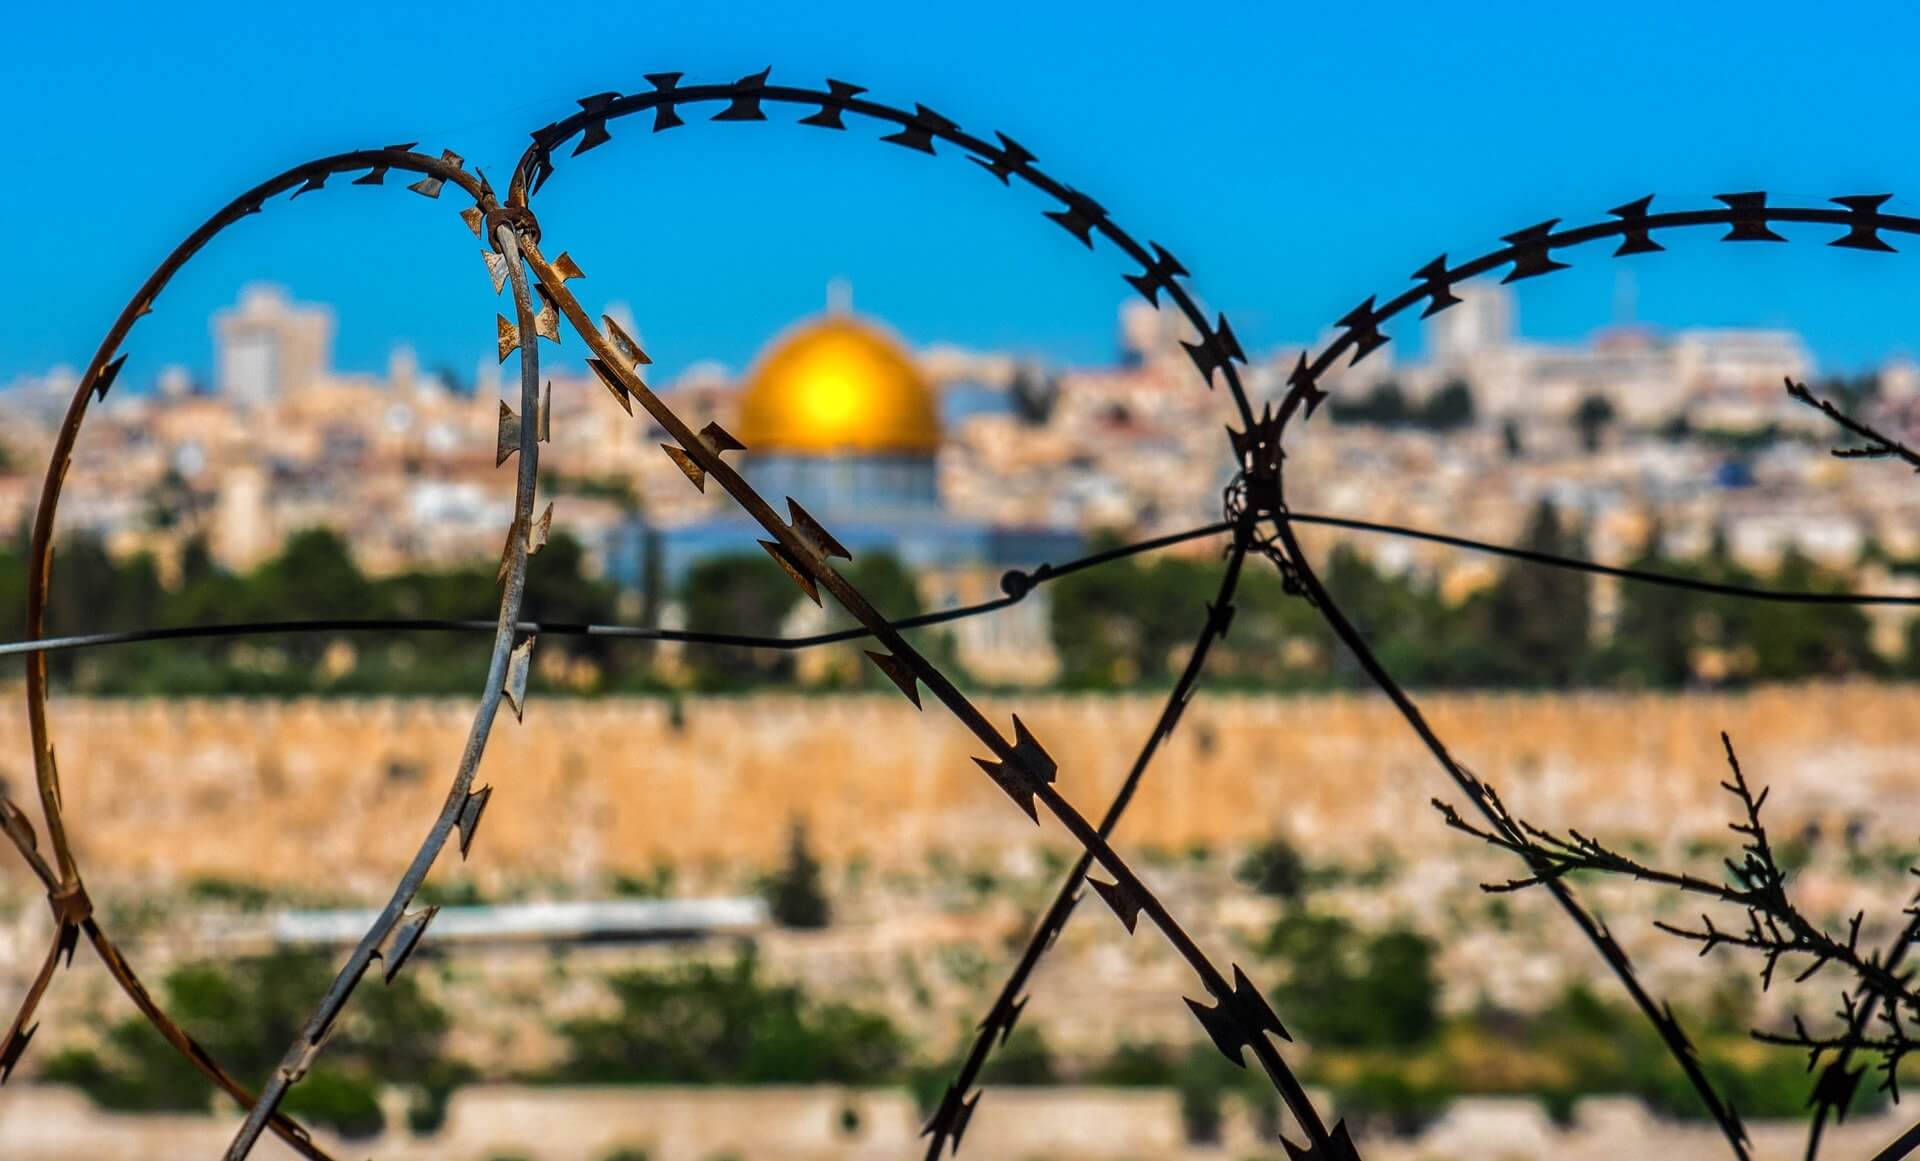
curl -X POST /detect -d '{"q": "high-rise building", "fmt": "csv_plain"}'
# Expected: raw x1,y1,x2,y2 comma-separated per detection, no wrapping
212,284,333,405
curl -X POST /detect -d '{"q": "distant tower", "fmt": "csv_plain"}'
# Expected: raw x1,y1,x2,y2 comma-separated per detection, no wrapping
1612,268,1638,327
1117,299,1191,367
212,284,333,406
1428,284,1514,366
387,344,419,393
211,463,270,569
826,277,853,315
157,364,193,399
1883,355,1920,404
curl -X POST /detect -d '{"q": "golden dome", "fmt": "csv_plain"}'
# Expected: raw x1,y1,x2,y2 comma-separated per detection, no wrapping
735,314,940,455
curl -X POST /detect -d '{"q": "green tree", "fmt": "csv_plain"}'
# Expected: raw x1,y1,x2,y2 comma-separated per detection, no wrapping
1419,378,1476,430
764,818,831,929
1262,911,1439,1049
1572,393,1616,453
1318,542,1473,688
39,533,163,687
1327,380,1410,427
1730,547,1876,681
41,949,453,1138
555,954,906,1085
979,1025,1056,1085
1235,836,1310,903
1603,533,1878,688
824,552,965,689
248,527,375,625
839,552,919,623
178,535,219,588
143,466,204,532
1008,365,1058,425
1502,417,1525,459
1470,500,1592,686
1049,537,1217,687
520,530,628,688
679,553,801,688
1601,523,1698,686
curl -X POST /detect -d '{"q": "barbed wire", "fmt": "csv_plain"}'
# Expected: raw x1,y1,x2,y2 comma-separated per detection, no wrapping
0,145,495,1161
6,65,1920,1161
496,72,1345,1156
1260,201,1920,1161
505,79,1920,1158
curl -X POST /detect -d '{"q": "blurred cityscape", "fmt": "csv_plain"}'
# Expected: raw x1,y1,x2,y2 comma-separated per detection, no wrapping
4,279,1920,687
4,282,1920,1159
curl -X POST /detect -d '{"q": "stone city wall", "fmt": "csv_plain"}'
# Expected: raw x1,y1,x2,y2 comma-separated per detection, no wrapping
0,682,1912,895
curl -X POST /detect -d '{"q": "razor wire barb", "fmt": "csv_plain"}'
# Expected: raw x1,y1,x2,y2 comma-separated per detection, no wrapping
3,64,1919,1161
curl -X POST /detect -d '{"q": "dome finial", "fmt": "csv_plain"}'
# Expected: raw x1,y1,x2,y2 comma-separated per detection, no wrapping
826,277,853,316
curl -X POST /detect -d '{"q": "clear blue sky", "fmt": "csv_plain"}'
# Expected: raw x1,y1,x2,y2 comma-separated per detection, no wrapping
9,1,1920,390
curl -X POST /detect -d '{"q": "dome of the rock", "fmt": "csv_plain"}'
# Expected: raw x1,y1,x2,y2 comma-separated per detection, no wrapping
735,314,940,455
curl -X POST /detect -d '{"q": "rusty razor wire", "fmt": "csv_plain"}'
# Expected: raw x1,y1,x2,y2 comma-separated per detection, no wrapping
3,67,1920,1161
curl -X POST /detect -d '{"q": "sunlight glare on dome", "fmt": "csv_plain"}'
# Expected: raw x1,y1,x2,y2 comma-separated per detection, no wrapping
735,312,941,455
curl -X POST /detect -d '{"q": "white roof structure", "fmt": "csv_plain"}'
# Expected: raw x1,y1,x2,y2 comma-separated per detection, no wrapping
267,897,768,947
